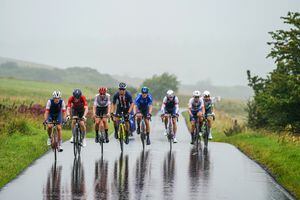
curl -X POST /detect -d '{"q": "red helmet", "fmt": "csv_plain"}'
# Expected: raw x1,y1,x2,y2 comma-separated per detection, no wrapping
98,87,107,95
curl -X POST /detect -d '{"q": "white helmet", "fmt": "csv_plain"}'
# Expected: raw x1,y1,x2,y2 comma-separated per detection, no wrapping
52,90,62,99
203,90,210,97
193,90,201,97
166,90,174,98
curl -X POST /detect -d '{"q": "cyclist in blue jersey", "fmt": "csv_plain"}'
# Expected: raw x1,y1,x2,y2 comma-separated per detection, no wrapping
44,90,67,152
134,87,153,145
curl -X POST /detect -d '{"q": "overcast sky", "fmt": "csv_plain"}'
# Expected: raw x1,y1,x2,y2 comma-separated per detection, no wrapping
0,0,299,86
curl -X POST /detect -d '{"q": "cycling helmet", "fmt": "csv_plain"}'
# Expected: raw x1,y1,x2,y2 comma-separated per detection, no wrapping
73,88,82,99
99,87,107,95
166,90,174,98
203,90,210,97
52,90,62,99
193,90,201,97
141,86,149,94
118,82,127,89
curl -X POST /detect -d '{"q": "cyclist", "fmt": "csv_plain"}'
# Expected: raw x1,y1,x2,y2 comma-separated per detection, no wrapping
134,86,153,145
160,90,179,143
44,90,66,152
111,82,134,144
188,90,205,144
202,90,215,140
93,87,111,143
66,89,88,147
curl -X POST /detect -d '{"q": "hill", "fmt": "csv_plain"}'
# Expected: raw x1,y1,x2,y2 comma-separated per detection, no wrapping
0,61,118,87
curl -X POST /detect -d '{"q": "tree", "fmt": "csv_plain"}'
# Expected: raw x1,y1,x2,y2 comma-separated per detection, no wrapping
141,73,179,100
247,12,300,133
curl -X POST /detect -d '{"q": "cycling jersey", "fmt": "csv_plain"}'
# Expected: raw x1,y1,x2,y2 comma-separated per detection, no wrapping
112,91,133,114
202,97,213,114
45,99,66,123
67,96,88,112
188,97,204,112
161,96,179,114
135,93,153,113
94,94,111,116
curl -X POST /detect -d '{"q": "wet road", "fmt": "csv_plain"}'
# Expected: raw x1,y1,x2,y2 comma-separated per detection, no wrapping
0,115,294,200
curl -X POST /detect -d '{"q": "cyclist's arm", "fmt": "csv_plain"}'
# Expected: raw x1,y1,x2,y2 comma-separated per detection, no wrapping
201,98,205,115
82,96,88,117
107,94,111,115
128,94,134,113
188,98,193,116
66,96,72,116
93,95,97,116
175,97,179,114
128,102,134,113
160,97,166,114
149,105,153,115
62,101,67,120
111,93,117,113
44,100,51,121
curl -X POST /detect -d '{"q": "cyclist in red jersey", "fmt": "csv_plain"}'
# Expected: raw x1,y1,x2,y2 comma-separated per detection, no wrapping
66,89,89,147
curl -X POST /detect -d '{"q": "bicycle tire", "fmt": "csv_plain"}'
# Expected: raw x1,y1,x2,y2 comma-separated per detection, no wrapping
203,122,209,149
141,120,146,150
100,132,104,155
119,124,125,152
53,127,58,161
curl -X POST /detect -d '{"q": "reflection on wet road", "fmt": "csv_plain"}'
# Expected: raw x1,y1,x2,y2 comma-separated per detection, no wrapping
0,115,295,200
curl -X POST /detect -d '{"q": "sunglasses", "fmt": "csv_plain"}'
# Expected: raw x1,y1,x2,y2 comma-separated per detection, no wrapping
119,88,125,91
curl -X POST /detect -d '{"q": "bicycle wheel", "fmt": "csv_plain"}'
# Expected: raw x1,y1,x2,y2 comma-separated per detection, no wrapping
52,128,57,161
77,129,82,156
168,119,173,151
100,132,104,155
73,127,78,157
203,124,209,149
119,124,125,152
141,120,145,150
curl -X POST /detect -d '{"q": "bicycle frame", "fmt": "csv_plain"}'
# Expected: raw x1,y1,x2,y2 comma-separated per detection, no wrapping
95,115,109,155
115,112,127,153
72,116,84,157
44,121,60,161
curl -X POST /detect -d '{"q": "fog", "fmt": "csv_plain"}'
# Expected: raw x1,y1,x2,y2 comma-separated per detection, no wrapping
0,0,299,86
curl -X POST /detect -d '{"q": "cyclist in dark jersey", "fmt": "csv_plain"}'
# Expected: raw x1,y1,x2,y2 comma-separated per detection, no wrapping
93,87,111,143
188,90,205,144
44,90,66,152
66,89,88,147
202,90,215,139
160,90,179,143
111,82,134,144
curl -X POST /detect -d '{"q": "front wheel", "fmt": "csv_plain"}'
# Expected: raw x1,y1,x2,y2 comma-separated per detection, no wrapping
119,124,125,152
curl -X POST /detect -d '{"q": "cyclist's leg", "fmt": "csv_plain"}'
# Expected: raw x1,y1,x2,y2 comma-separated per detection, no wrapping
79,120,86,146
197,111,204,132
190,113,196,144
102,117,109,143
172,117,177,138
207,115,213,139
94,117,100,142
124,113,130,144
113,114,120,139
136,112,142,134
56,113,63,151
144,111,151,145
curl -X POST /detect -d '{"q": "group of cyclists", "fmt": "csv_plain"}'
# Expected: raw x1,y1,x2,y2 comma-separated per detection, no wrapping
44,82,215,152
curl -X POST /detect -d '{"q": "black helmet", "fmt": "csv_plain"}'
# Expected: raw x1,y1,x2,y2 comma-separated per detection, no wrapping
118,82,127,89
73,88,82,99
